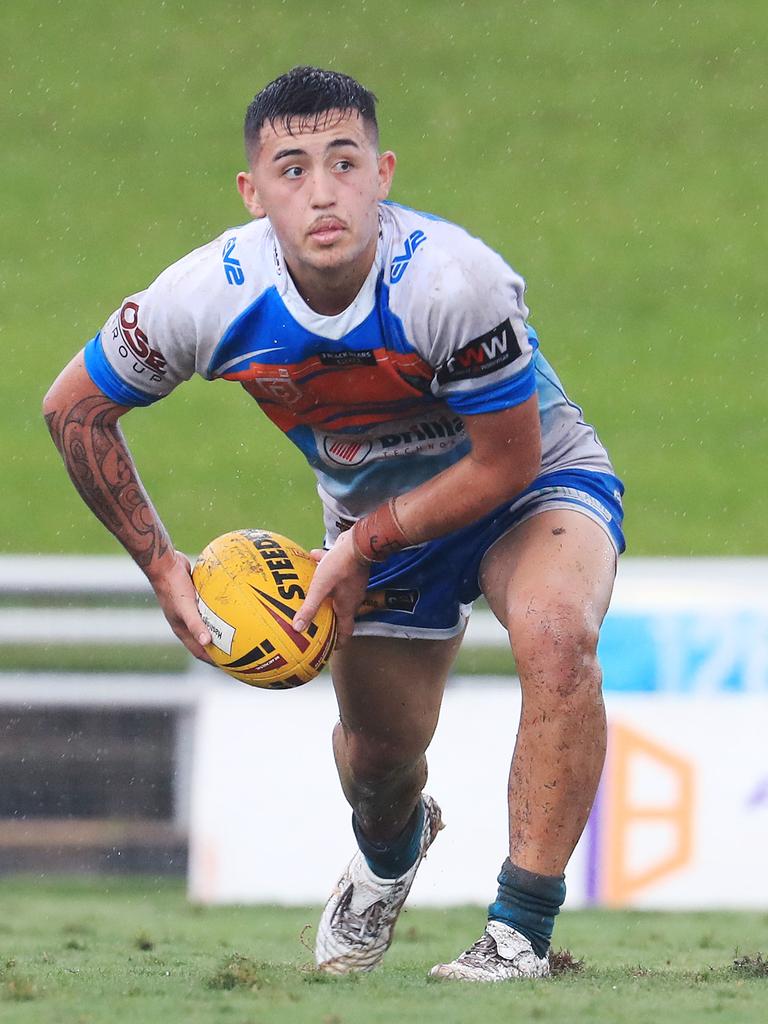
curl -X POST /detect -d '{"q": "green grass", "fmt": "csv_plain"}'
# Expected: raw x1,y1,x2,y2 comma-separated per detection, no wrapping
3,0,767,556
0,878,765,1023
0,643,190,674
0,643,511,677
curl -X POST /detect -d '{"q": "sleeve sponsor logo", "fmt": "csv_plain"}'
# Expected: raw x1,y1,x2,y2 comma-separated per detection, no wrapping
435,318,522,384
390,230,427,284
112,301,167,381
222,236,245,286
318,349,376,367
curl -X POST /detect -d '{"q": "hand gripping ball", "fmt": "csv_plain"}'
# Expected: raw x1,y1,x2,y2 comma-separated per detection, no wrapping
192,529,337,689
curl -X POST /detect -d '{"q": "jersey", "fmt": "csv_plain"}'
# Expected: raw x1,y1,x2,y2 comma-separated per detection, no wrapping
83,201,614,522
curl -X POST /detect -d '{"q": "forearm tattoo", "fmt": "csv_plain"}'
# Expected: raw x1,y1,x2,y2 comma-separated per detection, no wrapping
45,396,170,571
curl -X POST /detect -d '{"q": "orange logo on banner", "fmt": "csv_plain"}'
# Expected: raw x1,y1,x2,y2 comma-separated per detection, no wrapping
603,723,694,905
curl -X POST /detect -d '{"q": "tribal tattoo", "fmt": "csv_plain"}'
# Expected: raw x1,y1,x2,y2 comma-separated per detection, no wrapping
44,395,170,571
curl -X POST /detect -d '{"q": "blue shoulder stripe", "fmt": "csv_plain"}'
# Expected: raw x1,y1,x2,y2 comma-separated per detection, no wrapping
83,334,160,407
444,361,536,415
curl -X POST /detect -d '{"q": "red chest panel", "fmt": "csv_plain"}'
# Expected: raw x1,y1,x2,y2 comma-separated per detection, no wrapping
223,346,438,432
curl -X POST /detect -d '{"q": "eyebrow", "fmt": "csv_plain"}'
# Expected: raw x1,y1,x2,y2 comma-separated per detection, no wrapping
272,138,361,162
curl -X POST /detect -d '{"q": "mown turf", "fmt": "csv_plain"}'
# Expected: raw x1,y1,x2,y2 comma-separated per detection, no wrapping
0,878,765,1023
2,0,766,557
0,641,512,677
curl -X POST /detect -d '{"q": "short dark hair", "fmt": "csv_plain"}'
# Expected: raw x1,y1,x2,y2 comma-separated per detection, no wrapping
244,66,378,158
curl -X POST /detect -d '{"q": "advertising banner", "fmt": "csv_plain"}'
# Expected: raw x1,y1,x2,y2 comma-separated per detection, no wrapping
188,686,768,908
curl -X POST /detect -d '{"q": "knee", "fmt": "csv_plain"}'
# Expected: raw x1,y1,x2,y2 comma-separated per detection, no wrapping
508,598,602,702
336,723,424,785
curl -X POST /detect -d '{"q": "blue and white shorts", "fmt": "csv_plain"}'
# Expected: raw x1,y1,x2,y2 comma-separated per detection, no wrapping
328,469,625,640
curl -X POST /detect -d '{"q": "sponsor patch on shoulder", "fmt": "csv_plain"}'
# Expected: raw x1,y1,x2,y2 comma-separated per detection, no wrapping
222,236,244,286
436,318,522,384
113,301,168,382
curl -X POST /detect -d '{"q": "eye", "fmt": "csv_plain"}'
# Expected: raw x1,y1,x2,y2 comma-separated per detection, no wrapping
283,166,303,179
334,159,353,172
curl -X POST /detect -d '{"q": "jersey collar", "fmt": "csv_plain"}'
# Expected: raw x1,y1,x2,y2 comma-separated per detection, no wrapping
269,228,383,342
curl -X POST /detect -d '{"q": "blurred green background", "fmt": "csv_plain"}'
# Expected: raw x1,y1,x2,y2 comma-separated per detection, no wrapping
2,0,765,557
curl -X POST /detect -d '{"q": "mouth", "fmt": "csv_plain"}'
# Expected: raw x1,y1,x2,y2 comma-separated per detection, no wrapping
308,218,346,245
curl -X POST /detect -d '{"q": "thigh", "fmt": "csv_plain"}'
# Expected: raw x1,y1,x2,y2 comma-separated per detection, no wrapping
479,508,617,653
330,633,463,752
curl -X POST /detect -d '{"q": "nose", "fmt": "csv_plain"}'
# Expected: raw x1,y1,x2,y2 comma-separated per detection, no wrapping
309,169,336,209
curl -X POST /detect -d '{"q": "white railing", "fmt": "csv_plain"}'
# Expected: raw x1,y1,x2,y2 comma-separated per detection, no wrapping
0,554,510,648
3,555,768,692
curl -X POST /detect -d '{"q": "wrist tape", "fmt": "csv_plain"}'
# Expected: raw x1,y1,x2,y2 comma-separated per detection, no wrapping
352,497,413,563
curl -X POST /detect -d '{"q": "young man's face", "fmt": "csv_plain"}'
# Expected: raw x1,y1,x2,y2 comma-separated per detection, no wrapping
237,110,396,280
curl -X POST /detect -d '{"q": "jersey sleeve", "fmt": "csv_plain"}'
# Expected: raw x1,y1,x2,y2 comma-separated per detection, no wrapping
83,265,200,407
423,241,536,416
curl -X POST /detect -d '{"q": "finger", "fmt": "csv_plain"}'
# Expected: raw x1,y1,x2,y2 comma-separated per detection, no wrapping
294,567,332,631
182,600,212,648
190,641,215,664
172,623,214,663
333,612,356,649
293,599,317,634
308,548,327,563
191,616,212,648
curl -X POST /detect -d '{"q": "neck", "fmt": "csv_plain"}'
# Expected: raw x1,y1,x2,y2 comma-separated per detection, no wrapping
286,238,378,316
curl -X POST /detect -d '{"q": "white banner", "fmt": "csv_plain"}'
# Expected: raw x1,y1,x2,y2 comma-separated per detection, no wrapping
188,684,768,908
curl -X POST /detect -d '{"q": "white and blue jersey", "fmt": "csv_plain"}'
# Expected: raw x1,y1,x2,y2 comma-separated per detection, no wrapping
84,202,623,635
85,202,615,521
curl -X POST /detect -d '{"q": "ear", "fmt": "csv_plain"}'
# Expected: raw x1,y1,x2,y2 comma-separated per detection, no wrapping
376,151,397,201
236,170,265,219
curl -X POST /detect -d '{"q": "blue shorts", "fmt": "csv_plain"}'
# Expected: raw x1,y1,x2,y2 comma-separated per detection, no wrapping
345,469,625,639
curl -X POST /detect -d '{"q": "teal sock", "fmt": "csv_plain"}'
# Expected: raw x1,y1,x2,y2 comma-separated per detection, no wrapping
488,858,566,958
352,800,425,879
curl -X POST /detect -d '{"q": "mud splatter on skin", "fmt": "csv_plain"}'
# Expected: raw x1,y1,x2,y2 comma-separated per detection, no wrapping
552,527,566,535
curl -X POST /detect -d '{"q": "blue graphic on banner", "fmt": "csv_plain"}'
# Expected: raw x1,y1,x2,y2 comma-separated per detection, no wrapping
599,611,768,693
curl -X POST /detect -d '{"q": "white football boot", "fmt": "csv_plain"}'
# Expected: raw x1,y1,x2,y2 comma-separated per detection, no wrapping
429,920,550,981
315,794,444,974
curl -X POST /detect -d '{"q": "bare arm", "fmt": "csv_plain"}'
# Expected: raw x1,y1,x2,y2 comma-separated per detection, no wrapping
42,352,212,659
294,395,542,639
396,394,542,543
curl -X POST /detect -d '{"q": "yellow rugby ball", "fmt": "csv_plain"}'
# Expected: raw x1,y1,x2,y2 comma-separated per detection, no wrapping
192,529,336,689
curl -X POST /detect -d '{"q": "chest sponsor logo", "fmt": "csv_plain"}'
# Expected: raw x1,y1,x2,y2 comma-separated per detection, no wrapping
377,416,465,454
323,437,373,466
319,415,465,467
222,236,245,286
319,349,377,367
113,301,167,381
436,318,522,384
390,230,427,284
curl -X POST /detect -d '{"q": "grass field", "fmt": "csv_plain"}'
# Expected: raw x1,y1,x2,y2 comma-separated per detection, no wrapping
2,0,767,557
1,878,766,1023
